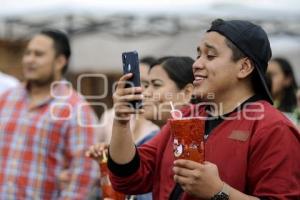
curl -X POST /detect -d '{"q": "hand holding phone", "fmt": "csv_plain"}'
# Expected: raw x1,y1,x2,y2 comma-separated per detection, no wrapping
122,51,142,109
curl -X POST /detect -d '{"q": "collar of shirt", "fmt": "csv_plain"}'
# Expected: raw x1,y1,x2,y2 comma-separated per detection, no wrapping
22,80,73,110
204,95,263,120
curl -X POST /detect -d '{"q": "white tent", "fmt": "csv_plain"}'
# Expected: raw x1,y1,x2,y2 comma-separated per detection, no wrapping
0,0,300,82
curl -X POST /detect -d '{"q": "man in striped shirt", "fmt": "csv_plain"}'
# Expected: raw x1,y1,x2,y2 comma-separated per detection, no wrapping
0,29,99,199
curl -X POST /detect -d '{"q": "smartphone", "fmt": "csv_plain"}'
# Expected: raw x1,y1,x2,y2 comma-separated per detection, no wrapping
122,51,142,109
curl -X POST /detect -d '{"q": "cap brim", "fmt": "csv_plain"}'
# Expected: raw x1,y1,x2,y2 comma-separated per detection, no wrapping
254,65,273,104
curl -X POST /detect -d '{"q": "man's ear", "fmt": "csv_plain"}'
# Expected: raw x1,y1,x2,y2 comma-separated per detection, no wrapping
55,55,67,73
237,58,254,79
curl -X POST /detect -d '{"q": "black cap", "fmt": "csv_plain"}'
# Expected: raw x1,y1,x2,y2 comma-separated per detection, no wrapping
207,19,273,104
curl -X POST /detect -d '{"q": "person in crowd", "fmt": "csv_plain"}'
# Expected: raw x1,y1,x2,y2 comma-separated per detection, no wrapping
267,57,298,123
105,19,300,199
0,29,99,199
0,71,19,94
87,56,195,200
80,56,159,200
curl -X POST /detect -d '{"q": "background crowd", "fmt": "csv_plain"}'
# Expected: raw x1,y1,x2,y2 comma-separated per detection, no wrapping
0,1,299,200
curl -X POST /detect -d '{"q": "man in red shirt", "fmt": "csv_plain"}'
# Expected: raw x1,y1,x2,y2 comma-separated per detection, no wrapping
108,19,300,199
0,29,98,199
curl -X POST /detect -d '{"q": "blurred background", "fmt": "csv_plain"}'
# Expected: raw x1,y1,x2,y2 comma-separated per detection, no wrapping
0,0,299,118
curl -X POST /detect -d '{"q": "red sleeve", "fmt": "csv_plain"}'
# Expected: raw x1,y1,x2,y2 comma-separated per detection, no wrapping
248,122,300,200
109,124,170,194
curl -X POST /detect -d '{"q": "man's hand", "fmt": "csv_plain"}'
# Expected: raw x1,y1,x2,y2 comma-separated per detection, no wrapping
173,160,223,199
58,169,71,190
113,73,144,124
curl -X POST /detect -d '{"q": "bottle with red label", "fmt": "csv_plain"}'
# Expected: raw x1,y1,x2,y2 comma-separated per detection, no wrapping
99,151,125,200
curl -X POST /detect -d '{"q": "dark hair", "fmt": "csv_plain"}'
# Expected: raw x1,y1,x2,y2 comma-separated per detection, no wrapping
151,56,194,90
40,29,71,74
272,57,298,112
140,56,156,67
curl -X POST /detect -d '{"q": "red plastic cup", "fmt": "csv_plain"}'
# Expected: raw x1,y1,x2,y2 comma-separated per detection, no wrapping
169,117,205,162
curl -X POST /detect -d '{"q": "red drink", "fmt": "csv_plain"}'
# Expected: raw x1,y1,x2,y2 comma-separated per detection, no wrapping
99,153,125,200
169,118,205,162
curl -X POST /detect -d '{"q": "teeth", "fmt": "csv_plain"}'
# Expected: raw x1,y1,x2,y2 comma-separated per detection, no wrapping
195,77,205,80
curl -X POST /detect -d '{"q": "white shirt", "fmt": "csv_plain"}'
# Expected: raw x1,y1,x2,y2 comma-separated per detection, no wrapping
0,72,19,94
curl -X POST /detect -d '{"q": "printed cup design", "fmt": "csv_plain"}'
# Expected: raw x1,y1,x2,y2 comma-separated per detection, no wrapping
169,118,205,163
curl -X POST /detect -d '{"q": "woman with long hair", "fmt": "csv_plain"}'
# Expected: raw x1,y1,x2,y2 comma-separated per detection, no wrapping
267,57,298,122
